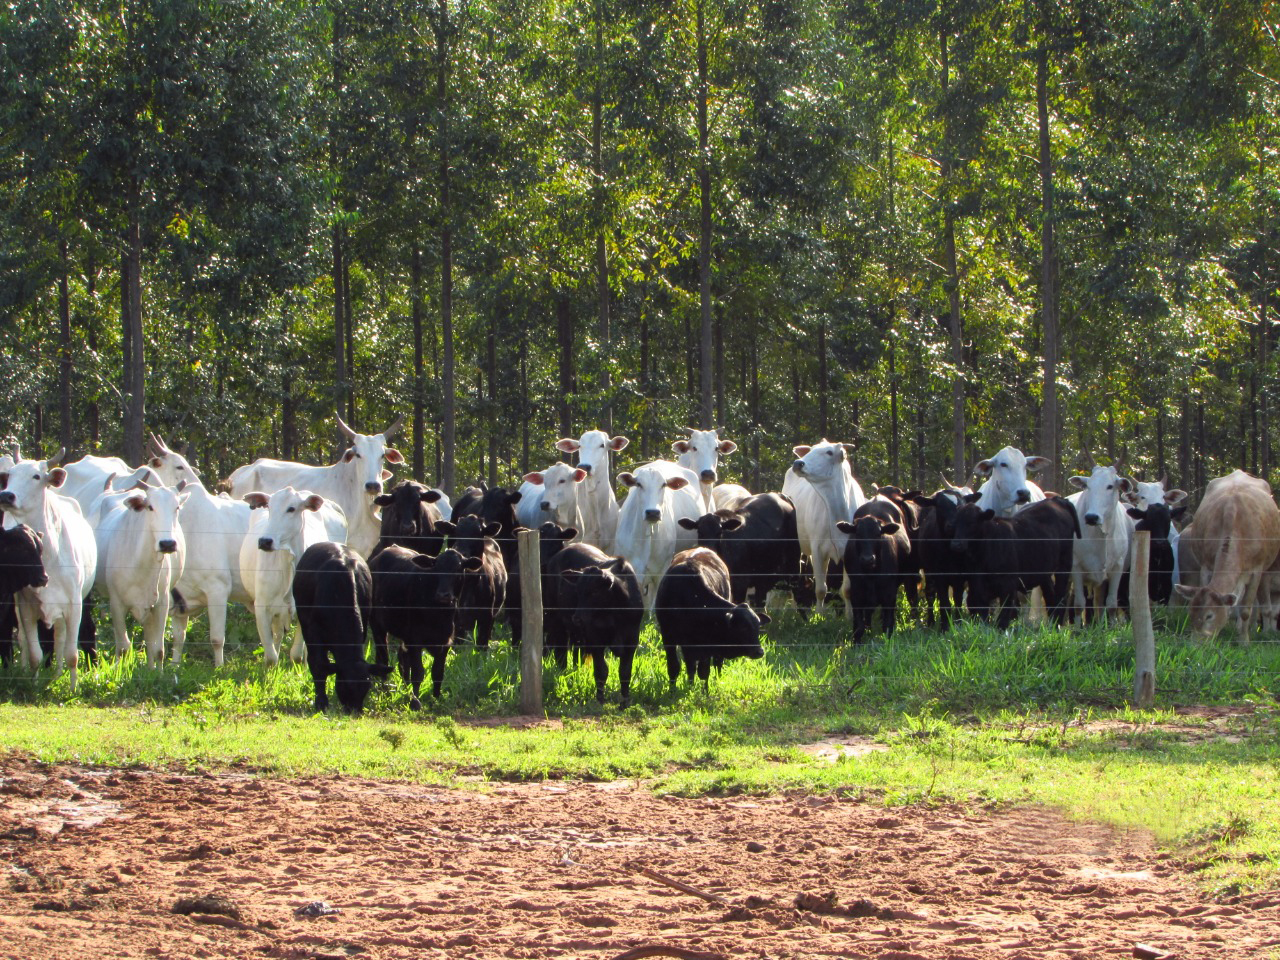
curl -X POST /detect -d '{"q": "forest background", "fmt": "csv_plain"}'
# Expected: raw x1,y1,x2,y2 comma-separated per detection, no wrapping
2,0,1277,500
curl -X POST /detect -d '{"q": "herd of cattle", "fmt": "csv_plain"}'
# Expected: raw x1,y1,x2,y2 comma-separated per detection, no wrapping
1,412,1278,713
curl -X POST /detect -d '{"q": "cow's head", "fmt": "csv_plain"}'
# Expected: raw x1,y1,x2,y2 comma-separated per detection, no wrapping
147,433,202,488
245,486,327,556
619,465,690,523
423,547,483,605
1174,583,1236,638
336,411,406,496
723,603,769,661
565,558,639,633
523,462,587,525
0,524,47,590
557,430,629,484
374,480,444,540
1067,465,1134,528
534,521,580,567
1127,477,1190,511
120,481,189,554
677,511,743,548
1125,501,1185,540
972,446,1050,513
0,449,68,519
950,501,996,555
672,428,737,486
789,440,851,485
836,515,901,572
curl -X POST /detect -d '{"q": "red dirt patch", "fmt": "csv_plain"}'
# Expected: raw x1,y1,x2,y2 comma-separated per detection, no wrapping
1,756,1278,959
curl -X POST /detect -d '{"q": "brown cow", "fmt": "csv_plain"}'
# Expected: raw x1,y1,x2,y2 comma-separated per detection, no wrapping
1174,470,1280,640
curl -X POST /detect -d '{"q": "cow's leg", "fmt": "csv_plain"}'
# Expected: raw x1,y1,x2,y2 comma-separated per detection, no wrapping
590,647,610,704
373,623,390,670
428,646,447,699
475,611,494,650
142,599,168,668
1104,568,1124,618
664,644,681,690
60,604,81,691
205,592,230,667
1071,570,1086,624
399,646,425,710
288,625,308,665
1238,574,1262,643
696,657,712,691
16,600,42,671
306,649,330,712
109,595,132,659
616,648,635,707
256,604,279,667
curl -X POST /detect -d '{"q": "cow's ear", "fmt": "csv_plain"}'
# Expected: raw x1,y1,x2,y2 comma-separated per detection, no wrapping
410,554,436,570
572,468,588,483
677,517,699,530
523,471,545,486
618,472,637,488
1211,590,1238,607
380,469,393,481
665,476,689,490
1025,456,1052,473
123,493,148,512
1068,475,1088,489
1165,488,1189,505
717,439,737,455
880,521,900,535
835,520,856,534
463,556,484,572
47,468,67,488
384,447,404,464
559,568,582,585
422,489,443,503
792,445,811,457
1170,505,1188,520
908,494,932,507
671,440,691,454
758,613,771,625
244,492,270,510
482,522,500,538
981,510,996,522
507,491,522,504
374,494,395,506
150,456,164,468
1126,507,1146,521
175,490,191,507
1117,476,1135,494
1174,583,1198,599
610,435,630,451
342,447,357,463
963,492,982,503
972,459,995,478
302,494,325,512
555,438,580,453
559,527,578,541
721,517,744,532
435,521,457,537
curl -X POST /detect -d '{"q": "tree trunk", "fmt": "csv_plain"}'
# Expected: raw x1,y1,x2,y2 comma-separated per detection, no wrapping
1179,388,1191,487
889,331,899,486
696,0,713,430
593,2,611,434
343,249,355,424
488,308,498,487
58,239,72,450
282,308,297,460
87,265,99,449
940,28,965,480
520,337,530,475
411,244,425,479
557,290,574,438
438,2,456,495
1036,28,1061,492
331,6,347,450
640,309,651,459
818,319,828,437
122,201,145,466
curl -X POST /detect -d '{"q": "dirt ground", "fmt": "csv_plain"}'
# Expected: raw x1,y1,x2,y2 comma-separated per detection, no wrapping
2,755,1279,960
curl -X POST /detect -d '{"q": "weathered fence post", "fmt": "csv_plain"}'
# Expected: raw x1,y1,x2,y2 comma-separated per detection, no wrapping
1131,529,1156,709
518,527,543,714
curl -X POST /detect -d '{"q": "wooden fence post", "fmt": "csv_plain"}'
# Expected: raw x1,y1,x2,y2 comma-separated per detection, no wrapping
1131,529,1156,709
519,527,544,714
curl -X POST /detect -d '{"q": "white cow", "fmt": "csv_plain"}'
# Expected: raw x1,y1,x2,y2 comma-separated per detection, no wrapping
239,487,348,667
972,446,1051,517
615,461,703,612
61,454,136,515
516,462,588,535
783,440,867,615
93,482,188,666
712,483,753,511
0,449,97,689
673,428,738,513
1067,465,1136,619
554,430,628,550
226,412,403,559
147,435,253,666
1126,477,1190,590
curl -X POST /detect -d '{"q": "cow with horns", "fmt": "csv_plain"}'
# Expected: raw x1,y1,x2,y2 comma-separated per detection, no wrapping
225,412,409,559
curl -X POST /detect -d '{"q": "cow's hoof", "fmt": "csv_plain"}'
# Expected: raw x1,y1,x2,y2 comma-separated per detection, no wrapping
409,697,422,711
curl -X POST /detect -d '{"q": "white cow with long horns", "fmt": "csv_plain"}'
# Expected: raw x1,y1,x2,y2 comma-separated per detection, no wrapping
226,412,405,559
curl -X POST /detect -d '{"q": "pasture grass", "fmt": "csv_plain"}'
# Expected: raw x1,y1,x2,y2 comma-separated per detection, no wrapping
1,602,1278,895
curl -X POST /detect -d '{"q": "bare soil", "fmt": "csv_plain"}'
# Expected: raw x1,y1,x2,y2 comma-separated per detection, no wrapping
2,755,1279,960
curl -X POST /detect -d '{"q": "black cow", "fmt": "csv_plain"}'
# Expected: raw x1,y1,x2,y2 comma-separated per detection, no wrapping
836,497,913,642
540,534,602,667
950,496,1080,627
0,524,47,668
292,542,391,713
446,514,508,648
453,484,523,631
872,486,924,612
369,544,481,707
372,480,448,557
655,547,769,689
556,556,644,705
910,488,969,630
677,492,801,610
1125,502,1187,606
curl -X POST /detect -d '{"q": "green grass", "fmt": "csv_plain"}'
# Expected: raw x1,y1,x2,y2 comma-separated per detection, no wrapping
2,602,1279,895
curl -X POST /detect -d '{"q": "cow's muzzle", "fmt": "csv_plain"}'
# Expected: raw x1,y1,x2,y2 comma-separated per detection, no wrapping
365,481,382,494
579,463,593,475
791,460,805,474
1016,489,1031,504
644,508,661,523
700,469,716,484
1085,514,1101,526
158,539,178,554
0,492,14,508
258,537,275,552
540,501,553,512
